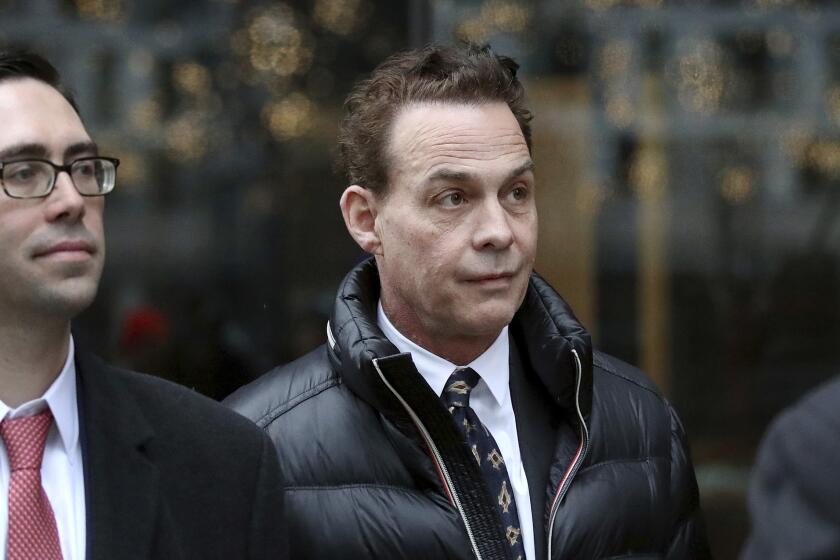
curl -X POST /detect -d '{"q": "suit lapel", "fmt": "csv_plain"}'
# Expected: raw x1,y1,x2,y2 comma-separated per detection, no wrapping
509,335,558,560
76,352,161,560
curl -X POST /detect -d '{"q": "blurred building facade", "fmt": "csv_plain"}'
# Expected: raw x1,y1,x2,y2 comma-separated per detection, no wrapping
3,0,840,557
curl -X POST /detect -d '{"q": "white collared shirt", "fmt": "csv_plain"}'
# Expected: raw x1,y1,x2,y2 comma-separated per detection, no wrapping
0,336,86,560
378,303,535,559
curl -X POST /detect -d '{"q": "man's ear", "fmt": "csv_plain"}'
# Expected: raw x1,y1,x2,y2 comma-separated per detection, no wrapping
340,185,382,255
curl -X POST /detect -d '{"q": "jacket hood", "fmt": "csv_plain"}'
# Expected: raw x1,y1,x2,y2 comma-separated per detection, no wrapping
327,257,593,423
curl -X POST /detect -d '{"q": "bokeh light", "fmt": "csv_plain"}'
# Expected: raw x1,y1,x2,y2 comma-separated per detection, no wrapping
605,94,634,128
166,112,211,161
675,40,726,114
173,62,213,98
599,40,636,128
237,4,314,82
313,0,370,36
455,0,530,43
262,92,315,141
630,146,668,199
586,0,663,9
114,151,147,188
576,181,610,214
128,98,163,132
720,166,756,205
75,0,125,23
783,125,811,160
586,0,620,9
805,140,840,179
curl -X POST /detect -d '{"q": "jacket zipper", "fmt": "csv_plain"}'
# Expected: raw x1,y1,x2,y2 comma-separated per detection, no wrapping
326,321,336,349
372,357,484,560
546,349,590,559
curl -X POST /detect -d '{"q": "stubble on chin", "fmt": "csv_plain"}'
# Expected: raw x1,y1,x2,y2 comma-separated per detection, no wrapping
34,279,96,318
24,258,103,320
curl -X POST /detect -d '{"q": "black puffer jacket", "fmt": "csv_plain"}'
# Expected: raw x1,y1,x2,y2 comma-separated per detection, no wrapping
226,259,711,559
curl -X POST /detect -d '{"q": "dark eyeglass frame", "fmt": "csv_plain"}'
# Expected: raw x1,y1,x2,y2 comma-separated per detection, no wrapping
0,156,121,199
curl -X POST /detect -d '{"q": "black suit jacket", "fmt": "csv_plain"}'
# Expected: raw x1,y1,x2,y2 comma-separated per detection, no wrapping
75,352,286,559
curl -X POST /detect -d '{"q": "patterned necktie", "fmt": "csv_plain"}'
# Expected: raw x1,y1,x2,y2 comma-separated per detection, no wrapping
1,410,63,560
443,367,526,560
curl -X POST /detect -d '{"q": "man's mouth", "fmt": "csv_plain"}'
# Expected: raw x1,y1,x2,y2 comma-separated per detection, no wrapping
34,240,95,260
464,271,517,285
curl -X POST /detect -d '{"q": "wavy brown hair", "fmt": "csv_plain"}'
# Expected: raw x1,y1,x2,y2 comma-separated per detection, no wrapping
337,43,533,196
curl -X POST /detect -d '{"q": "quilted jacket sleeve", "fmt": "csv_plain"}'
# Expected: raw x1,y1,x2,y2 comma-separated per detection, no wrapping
664,401,713,560
741,379,840,560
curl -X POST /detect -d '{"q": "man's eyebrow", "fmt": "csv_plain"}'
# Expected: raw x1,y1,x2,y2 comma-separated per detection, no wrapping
426,168,474,183
0,142,99,162
0,143,48,160
505,160,535,183
65,141,99,160
426,160,536,185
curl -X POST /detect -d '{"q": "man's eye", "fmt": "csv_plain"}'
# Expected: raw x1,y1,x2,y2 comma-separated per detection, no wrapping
508,186,529,202
440,192,465,207
6,165,38,182
76,163,95,175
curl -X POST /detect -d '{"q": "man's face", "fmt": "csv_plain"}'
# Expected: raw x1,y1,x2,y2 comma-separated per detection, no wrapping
375,102,537,342
0,78,105,321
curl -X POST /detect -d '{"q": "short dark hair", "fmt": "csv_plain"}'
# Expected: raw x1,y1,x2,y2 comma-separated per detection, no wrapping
0,48,79,114
337,43,533,196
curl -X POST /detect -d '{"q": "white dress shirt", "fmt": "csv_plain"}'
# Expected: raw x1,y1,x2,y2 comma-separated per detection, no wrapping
378,303,536,559
0,336,86,560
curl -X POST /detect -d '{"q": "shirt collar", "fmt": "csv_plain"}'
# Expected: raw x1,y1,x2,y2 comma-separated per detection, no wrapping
377,301,510,407
0,336,79,461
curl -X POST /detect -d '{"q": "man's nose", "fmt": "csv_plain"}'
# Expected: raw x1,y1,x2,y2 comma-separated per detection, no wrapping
44,170,86,222
473,199,514,250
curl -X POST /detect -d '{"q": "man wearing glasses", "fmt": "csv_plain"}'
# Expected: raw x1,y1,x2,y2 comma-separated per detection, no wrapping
0,49,286,559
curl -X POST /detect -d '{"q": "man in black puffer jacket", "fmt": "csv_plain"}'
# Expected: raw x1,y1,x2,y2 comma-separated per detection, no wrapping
226,43,711,560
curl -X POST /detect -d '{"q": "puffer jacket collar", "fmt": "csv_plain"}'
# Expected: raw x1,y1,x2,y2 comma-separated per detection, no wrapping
327,258,593,424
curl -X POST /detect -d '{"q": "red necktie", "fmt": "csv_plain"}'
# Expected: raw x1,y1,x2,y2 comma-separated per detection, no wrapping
1,410,63,560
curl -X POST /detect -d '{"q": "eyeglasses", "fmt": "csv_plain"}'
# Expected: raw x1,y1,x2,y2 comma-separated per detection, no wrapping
0,157,120,199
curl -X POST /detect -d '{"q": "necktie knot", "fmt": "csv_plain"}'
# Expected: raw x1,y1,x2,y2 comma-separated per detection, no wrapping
1,410,53,472
442,367,481,408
